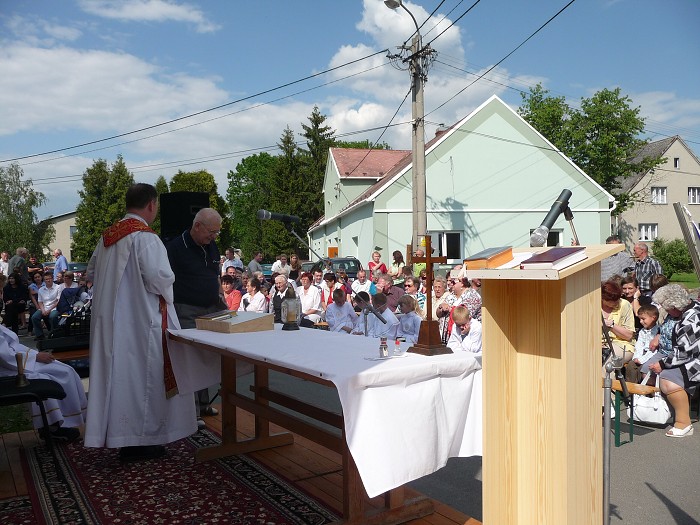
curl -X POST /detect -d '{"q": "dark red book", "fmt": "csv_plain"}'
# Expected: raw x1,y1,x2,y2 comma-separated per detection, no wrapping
520,246,586,270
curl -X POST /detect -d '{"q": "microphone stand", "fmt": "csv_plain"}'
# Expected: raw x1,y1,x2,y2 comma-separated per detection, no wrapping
284,223,330,267
563,205,580,246
363,307,370,337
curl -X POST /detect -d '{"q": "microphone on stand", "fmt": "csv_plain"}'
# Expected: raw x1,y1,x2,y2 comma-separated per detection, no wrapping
363,304,387,325
257,209,301,223
529,189,572,247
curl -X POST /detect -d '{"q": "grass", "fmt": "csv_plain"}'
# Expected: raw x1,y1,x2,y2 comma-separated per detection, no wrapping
0,404,32,433
670,272,700,290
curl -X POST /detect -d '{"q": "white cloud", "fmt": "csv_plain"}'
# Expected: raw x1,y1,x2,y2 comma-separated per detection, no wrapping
42,22,82,42
0,44,228,136
77,0,220,33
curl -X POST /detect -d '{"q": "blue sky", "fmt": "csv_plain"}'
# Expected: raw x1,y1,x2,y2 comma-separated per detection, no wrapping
1,0,698,219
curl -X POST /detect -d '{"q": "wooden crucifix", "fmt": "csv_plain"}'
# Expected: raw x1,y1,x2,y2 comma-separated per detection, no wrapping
407,236,451,356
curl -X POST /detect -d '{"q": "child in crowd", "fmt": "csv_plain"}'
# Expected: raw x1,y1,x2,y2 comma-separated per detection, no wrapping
325,288,357,333
396,295,421,343
446,305,482,353
631,304,660,381
365,292,399,339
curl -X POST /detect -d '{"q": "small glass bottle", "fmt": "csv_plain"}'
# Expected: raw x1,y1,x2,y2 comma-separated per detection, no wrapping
394,339,402,356
379,337,388,357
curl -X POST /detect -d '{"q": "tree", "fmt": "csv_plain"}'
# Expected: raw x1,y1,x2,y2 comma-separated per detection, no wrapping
72,156,135,260
652,238,693,280
0,163,54,258
518,85,663,213
151,175,169,235
169,170,232,251
299,106,337,224
227,152,278,260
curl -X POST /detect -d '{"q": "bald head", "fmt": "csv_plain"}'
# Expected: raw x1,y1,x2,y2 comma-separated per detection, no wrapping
190,208,222,245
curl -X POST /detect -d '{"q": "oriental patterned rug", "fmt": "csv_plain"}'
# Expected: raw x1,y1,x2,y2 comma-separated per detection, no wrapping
19,429,339,524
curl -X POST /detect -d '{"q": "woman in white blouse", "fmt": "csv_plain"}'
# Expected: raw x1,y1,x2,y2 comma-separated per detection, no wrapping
238,277,267,313
298,272,322,324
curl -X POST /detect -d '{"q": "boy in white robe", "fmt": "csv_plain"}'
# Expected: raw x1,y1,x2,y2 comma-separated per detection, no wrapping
325,288,357,333
367,292,399,339
447,306,482,354
0,325,86,441
85,183,196,462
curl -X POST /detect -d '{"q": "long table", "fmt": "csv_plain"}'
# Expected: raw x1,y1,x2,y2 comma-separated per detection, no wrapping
167,327,482,524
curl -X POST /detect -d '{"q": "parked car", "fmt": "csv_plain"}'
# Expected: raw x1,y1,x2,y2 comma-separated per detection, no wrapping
300,261,315,274
260,263,273,282
67,262,88,280
309,257,363,281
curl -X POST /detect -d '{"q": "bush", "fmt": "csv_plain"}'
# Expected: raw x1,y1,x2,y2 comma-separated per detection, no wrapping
651,238,694,280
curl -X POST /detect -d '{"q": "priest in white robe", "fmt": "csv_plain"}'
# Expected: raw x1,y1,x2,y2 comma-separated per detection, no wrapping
0,325,87,441
84,183,196,461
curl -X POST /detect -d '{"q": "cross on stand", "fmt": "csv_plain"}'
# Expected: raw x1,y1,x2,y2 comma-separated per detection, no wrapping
407,236,452,356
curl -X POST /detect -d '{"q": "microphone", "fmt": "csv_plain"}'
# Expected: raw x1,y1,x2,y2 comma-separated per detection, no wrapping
529,189,572,247
363,304,387,324
257,209,301,223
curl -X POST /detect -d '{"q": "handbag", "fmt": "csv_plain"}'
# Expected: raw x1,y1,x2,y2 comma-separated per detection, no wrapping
627,373,672,425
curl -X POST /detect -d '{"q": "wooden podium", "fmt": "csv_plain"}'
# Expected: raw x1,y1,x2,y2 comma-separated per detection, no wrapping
468,244,623,525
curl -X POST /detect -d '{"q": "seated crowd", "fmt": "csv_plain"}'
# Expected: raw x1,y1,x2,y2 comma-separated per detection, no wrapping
601,245,700,438
230,248,483,354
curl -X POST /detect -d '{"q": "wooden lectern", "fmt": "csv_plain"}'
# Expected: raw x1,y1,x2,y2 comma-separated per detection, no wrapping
468,244,622,525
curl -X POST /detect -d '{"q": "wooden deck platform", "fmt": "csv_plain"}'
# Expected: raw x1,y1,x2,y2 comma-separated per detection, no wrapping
0,406,480,525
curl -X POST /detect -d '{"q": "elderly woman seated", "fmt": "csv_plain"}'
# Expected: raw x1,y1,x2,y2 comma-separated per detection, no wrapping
601,280,635,377
642,284,700,438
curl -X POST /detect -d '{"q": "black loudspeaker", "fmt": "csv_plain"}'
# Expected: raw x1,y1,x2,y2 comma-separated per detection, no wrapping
159,191,209,242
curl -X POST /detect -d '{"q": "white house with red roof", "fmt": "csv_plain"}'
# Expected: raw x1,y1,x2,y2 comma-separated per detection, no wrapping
308,95,615,265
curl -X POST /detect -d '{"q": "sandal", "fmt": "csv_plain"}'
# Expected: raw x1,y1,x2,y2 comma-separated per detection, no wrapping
665,425,694,438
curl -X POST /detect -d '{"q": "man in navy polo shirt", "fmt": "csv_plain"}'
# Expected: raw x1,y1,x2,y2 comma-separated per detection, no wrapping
166,207,226,423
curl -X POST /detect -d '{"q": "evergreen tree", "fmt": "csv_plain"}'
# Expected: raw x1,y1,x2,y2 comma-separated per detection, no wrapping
72,158,136,260
299,106,336,223
0,163,53,258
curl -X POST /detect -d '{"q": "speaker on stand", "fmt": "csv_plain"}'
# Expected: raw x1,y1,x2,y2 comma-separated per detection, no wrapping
159,191,210,242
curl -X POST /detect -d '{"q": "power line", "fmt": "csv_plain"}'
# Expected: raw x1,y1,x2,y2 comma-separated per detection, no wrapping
16,62,392,168
426,0,577,118
423,0,482,49
0,49,389,164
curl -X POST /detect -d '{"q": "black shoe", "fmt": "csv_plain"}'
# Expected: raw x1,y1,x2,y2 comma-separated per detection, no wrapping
119,445,167,463
39,426,80,443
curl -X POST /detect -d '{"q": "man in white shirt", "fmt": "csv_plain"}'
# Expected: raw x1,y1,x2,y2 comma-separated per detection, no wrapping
271,253,290,277
31,272,61,340
350,269,372,298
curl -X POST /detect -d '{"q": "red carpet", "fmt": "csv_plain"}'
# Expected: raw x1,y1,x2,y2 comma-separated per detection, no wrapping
16,429,339,524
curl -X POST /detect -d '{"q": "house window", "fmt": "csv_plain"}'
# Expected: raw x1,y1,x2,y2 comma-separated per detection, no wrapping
638,224,658,241
689,187,700,204
651,187,667,204
674,157,680,169
69,226,77,239
528,228,563,247
429,231,463,262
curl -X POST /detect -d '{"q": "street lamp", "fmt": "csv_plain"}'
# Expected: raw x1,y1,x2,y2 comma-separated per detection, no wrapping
384,0,428,250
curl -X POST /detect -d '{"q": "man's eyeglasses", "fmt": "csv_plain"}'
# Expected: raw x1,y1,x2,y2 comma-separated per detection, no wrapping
199,222,220,235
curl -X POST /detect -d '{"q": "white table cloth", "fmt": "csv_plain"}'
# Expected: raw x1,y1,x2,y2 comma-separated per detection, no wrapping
167,327,482,498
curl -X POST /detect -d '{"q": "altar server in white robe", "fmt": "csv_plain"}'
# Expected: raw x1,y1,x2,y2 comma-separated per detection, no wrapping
0,325,86,441
446,306,482,354
367,292,399,339
84,183,196,462
325,288,357,333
